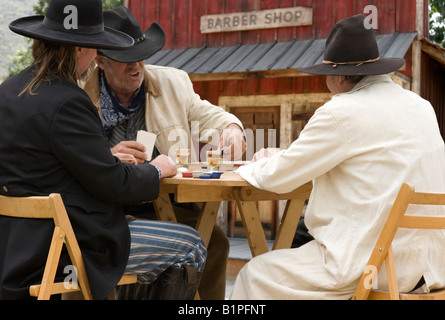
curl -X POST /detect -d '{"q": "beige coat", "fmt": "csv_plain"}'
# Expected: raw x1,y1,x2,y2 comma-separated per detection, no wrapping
83,65,243,160
232,75,445,299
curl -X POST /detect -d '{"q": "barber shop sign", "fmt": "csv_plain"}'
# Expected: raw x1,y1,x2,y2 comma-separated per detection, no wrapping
201,6,313,34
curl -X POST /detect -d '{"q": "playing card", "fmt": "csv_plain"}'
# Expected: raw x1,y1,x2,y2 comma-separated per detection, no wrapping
136,130,157,160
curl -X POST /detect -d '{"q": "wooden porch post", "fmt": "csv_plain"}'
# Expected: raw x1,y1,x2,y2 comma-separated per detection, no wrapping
411,0,425,95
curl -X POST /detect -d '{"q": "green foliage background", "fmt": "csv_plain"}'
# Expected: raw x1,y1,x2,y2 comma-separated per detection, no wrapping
430,0,445,47
0,0,34,80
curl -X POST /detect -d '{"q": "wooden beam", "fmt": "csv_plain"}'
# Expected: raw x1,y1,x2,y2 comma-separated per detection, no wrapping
280,103,292,149
218,93,332,107
189,69,312,82
411,0,424,95
421,40,445,67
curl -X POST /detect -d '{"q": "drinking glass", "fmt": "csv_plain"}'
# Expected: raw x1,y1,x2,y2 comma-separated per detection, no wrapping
206,150,221,172
176,149,190,169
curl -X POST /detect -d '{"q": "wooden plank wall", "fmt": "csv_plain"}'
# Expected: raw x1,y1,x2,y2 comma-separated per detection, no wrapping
192,76,329,106
128,0,419,50
127,0,421,105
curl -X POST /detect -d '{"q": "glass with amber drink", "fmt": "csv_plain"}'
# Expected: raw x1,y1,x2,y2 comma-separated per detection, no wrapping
176,149,190,169
206,150,221,172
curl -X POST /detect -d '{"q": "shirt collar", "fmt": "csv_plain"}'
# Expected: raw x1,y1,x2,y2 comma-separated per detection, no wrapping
350,74,393,93
143,67,161,97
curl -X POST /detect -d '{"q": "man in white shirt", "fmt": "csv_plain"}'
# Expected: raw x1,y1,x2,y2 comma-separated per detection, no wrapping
230,14,445,300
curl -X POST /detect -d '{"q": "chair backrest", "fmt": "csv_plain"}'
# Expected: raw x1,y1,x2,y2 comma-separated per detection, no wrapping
0,193,93,300
352,183,445,300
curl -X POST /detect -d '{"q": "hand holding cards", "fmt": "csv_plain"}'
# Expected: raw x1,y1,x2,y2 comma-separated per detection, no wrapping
136,130,157,160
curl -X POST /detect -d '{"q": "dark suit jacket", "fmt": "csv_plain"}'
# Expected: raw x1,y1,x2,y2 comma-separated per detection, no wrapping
0,67,160,299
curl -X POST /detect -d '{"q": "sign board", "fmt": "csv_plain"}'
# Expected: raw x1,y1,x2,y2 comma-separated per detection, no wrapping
201,7,313,34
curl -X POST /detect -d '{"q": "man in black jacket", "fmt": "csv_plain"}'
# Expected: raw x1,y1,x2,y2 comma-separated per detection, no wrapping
0,0,206,300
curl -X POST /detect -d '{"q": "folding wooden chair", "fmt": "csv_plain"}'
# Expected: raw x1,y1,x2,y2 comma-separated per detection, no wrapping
352,183,445,300
0,193,136,300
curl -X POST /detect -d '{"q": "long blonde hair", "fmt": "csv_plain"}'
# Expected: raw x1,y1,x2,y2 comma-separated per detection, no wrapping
19,40,78,97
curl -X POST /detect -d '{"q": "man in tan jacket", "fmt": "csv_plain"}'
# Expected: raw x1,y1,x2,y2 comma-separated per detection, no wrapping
82,6,245,300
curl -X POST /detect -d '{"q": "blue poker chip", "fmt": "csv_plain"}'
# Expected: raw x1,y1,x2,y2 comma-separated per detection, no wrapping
210,172,223,179
199,175,212,179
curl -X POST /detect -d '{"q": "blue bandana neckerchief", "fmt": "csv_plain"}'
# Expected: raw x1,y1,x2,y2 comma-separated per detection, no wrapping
99,70,145,138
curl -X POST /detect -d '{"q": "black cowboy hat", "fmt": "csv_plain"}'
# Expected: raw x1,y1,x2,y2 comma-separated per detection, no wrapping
298,14,405,76
98,6,166,63
9,0,134,50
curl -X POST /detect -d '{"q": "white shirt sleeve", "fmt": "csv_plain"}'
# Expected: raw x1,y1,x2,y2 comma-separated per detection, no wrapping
237,107,348,194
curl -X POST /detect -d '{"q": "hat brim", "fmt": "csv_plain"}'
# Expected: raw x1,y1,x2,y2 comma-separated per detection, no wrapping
298,58,406,76
9,15,134,50
98,22,166,63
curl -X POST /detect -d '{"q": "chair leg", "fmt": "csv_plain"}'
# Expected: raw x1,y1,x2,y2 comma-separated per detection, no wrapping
385,246,400,300
38,227,65,300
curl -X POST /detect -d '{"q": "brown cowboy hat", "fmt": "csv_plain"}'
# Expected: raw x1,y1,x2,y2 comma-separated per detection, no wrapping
98,6,166,63
9,0,134,50
298,14,405,76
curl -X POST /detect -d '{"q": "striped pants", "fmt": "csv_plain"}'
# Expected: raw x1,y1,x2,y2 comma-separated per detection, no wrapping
124,219,207,284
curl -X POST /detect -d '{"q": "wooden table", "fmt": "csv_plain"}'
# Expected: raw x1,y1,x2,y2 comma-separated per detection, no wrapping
153,163,312,257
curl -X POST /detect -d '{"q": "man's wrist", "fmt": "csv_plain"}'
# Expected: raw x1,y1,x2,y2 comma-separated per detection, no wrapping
154,165,162,180
146,161,162,180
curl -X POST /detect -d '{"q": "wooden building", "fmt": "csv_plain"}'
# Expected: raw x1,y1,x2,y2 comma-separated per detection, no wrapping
125,0,445,237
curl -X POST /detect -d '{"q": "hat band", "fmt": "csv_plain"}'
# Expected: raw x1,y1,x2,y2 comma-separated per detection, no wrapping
323,57,380,68
135,34,146,44
43,16,104,35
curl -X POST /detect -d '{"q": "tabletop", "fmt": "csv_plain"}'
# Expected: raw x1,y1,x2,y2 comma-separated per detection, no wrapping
162,171,248,186
155,162,312,256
